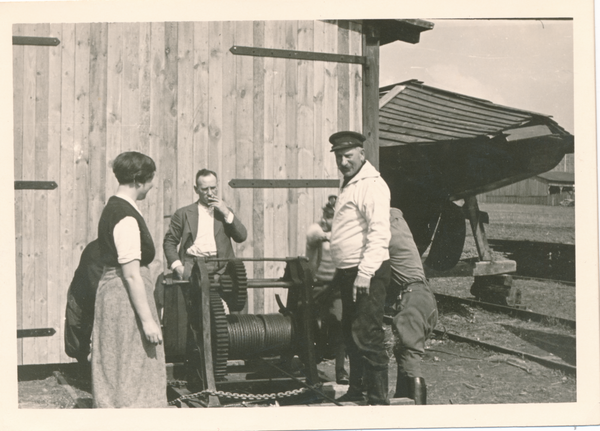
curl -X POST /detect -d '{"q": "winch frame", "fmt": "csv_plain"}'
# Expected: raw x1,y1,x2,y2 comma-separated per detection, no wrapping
158,256,319,406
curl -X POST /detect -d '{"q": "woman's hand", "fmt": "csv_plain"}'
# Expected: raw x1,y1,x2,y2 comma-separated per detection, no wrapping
141,319,163,345
122,259,164,346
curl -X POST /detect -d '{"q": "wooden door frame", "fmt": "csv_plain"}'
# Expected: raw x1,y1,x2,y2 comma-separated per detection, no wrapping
362,22,380,169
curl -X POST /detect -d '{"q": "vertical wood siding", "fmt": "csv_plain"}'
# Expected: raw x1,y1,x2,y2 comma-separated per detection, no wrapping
20,23,40,364
46,23,63,363
59,23,76,365
13,20,361,364
252,21,265,314
13,23,25,364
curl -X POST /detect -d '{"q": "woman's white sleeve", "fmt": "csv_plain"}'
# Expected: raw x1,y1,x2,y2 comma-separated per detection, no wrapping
113,216,142,264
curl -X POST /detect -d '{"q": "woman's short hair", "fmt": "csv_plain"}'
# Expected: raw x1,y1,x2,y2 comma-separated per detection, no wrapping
112,152,156,185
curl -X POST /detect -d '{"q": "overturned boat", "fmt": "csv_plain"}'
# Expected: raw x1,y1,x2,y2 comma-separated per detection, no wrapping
378,79,574,272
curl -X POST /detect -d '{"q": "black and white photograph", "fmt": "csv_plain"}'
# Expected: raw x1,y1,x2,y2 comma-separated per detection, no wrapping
0,1,598,430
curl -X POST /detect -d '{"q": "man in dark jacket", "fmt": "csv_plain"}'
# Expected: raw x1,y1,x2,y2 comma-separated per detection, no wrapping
163,169,247,280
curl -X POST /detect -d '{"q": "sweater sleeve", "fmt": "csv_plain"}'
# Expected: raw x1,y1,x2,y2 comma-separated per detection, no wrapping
306,223,325,274
357,178,391,279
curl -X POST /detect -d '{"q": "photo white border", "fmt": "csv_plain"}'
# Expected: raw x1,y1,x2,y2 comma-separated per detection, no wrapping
0,1,597,430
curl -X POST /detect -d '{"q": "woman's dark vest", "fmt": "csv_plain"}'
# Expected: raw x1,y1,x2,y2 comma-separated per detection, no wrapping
97,196,155,267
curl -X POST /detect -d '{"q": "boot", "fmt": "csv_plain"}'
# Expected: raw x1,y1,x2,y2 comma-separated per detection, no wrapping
335,388,365,402
393,367,409,398
336,355,365,402
336,368,349,385
335,343,348,385
407,377,427,405
365,367,389,405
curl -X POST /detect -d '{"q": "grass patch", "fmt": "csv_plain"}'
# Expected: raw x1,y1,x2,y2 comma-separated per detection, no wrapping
479,203,575,244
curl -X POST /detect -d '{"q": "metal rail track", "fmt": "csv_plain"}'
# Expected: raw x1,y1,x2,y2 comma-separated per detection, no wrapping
431,329,576,375
428,291,576,376
433,293,576,329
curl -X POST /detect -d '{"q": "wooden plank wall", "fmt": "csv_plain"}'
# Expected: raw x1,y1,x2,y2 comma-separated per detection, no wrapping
13,20,360,364
13,24,24,365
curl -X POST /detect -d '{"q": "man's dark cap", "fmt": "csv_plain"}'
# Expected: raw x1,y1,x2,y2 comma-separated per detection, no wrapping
329,131,366,152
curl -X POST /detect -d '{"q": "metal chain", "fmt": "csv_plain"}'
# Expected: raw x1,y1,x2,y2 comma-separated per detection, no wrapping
168,380,188,388
168,386,309,406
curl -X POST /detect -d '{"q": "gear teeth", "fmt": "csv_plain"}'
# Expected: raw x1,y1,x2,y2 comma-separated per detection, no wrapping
234,262,248,311
221,260,248,312
220,274,233,295
209,288,229,380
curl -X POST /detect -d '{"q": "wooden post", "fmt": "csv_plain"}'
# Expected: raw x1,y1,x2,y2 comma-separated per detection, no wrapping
362,23,380,169
464,195,492,261
464,196,521,307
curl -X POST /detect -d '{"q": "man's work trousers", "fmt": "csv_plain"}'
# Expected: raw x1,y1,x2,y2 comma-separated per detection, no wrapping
390,280,438,378
336,261,391,392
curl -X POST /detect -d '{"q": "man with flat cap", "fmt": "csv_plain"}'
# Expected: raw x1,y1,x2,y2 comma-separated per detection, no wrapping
329,131,392,405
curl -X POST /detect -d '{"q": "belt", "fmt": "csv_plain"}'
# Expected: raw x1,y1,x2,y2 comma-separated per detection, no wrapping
336,266,358,274
399,279,427,290
185,252,217,259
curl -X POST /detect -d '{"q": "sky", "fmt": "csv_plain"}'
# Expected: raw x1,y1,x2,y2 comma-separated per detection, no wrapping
380,19,574,134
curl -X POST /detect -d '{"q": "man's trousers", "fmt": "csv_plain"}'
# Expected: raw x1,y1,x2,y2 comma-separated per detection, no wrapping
336,261,391,370
389,280,438,378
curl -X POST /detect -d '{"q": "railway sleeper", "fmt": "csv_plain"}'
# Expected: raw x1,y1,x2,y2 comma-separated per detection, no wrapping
470,274,523,307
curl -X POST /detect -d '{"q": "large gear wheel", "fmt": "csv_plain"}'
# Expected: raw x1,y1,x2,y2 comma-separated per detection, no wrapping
219,259,248,312
209,287,229,381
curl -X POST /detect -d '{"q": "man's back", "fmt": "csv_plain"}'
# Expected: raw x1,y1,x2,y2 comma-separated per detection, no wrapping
389,207,426,285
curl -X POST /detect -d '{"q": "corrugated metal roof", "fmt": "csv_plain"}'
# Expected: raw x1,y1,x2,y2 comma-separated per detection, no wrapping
378,80,572,147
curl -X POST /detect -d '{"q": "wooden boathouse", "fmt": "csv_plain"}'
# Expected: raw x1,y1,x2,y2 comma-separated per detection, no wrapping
12,19,433,365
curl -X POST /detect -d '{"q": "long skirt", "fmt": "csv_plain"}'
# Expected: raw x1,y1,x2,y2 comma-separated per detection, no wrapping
91,266,167,408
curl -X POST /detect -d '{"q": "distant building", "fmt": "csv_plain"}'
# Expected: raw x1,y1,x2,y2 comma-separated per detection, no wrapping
479,156,574,206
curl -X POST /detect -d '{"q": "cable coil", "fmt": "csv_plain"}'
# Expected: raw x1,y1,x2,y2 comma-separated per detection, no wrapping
227,313,293,359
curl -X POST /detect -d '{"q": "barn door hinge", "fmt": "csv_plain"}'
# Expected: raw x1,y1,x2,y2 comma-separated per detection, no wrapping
13,36,61,46
229,179,339,189
17,328,56,338
14,181,58,190
230,45,366,65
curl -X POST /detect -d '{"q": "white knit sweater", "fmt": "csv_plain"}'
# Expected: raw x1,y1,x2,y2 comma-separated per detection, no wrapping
330,160,391,280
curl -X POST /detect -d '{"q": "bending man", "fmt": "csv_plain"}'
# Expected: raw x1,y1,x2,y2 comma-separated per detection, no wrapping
388,207,438,404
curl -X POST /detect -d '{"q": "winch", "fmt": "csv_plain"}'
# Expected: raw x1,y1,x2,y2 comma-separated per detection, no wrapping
156,257,325,407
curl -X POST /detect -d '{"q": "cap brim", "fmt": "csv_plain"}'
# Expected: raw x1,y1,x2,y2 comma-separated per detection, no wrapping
330,143,362,152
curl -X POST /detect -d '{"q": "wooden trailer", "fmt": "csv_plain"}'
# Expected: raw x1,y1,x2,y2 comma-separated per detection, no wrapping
12,19,433,365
